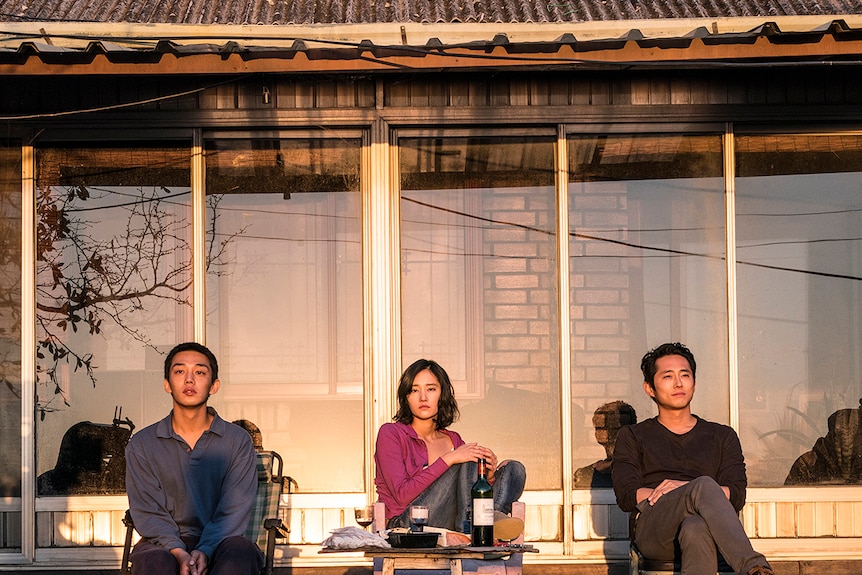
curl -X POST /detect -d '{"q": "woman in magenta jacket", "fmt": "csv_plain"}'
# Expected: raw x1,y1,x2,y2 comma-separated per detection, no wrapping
374,358,525,531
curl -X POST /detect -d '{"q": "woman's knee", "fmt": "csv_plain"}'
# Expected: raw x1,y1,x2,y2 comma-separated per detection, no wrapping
499,460,526,484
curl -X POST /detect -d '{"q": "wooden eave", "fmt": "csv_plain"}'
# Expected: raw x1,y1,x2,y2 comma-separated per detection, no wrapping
2,18,862,75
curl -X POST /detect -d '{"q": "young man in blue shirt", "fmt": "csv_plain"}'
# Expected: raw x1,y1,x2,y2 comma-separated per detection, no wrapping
126,342,263,575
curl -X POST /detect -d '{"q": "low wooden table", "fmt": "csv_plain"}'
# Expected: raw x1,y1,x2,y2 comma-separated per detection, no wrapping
362,545,536,575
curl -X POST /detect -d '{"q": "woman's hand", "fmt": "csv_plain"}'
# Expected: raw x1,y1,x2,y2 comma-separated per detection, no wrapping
443,442,498,469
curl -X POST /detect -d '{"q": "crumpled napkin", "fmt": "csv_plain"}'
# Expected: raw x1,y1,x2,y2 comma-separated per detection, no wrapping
321,526,391,549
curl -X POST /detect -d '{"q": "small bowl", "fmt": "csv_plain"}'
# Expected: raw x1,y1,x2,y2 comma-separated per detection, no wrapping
388,532,439,548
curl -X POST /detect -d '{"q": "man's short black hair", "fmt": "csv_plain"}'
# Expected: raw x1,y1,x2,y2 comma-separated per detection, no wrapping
164,342,219,381
641,342,696,388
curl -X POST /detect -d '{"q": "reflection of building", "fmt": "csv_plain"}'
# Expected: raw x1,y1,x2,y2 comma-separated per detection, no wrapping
2,1,862,573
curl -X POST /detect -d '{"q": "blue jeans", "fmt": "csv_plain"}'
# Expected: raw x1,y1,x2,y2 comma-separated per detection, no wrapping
388,460,526,532
634,476,770,575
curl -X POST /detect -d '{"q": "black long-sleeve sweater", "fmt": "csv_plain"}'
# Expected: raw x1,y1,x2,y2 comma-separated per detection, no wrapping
611,415,747,513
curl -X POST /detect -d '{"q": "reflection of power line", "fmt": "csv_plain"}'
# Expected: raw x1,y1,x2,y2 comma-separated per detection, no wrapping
739,237,862,249
404,196,862,281
212,232,359,245
739,207,862,217
403,247,544,260
740,260,862,282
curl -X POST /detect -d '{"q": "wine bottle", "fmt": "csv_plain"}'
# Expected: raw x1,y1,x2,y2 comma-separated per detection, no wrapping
471,458,494,547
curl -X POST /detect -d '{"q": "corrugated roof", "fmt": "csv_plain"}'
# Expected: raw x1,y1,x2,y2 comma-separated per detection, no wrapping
0,0,860,25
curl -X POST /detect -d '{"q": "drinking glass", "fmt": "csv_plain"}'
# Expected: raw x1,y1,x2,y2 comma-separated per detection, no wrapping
409,505,429,532
354,505,374,530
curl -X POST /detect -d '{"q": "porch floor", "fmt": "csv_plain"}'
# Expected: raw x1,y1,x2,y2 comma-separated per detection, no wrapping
9,561,862,575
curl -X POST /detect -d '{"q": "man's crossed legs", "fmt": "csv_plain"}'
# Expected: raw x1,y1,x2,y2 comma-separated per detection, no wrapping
634,476,772,575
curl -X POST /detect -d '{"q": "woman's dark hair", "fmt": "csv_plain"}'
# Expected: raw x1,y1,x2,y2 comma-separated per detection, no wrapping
164,341,219,382
640,342,696,389
394,359,460,430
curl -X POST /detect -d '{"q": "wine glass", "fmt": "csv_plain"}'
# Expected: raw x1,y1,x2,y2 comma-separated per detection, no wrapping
354,505,374,530
409,505,429,532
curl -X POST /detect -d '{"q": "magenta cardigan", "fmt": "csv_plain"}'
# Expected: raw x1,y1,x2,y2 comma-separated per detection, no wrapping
374,421,465,519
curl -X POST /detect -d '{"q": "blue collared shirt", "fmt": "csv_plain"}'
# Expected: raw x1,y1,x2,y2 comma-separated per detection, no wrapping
125,408,257,559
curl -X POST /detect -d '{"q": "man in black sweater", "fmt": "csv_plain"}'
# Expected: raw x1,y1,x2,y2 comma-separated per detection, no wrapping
612,342,773,575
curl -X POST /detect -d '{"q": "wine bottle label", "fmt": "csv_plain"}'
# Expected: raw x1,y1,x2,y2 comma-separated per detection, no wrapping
472,498,494,526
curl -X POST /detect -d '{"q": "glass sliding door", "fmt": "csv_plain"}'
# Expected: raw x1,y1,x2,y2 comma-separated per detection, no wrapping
34,143,192,500
399,134,559,489
567,133,727,486
204,136,364,492
0,142,22,551
736,134,862,486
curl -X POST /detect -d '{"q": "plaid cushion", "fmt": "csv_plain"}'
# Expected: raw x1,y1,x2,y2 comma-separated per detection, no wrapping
244,452,280,550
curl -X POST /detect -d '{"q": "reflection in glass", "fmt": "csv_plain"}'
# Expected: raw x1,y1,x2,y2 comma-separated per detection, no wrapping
399,136,559,489
0,142,22,551
567,134,727,482
34,144,192,495
205,138,363,492
736,134,862,486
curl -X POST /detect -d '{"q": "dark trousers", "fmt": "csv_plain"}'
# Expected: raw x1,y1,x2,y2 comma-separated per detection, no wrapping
634,476,770,575
130,534,264,575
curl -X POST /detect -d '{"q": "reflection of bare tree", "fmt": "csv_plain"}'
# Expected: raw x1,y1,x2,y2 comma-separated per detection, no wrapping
0,185,22,402
35,185,241,418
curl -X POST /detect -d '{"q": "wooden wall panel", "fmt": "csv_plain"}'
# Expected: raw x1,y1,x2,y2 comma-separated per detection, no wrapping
570,80,589,106
838,501,862,537
670,77,691,104
630,78,650,105
450,80,470,108
757,501,778,538
510,78,529,106
295,82,315,108
469,79,489,106
276,81,297,108
649,78,671,105
357,79,376,107
796,502,817,537
775,502,796,538
490,78,510,107
813,502,836,538
315,82,337,108
530,78,551,106
336,81,356,107
386,81,410,107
